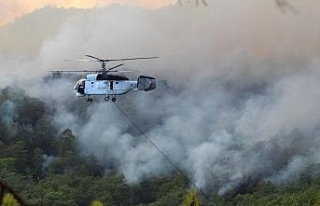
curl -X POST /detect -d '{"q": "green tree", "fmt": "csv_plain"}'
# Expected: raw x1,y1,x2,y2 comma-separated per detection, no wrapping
181,190,202,206
11,141,28,174
90,200,103,206
1,193,19,206
17,97,45,127
50,129,83,175
92,175,130,205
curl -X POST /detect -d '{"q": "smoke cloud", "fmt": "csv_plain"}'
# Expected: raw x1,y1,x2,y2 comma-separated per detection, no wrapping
0,100,17,127
0,0,176,25
1,0,320,194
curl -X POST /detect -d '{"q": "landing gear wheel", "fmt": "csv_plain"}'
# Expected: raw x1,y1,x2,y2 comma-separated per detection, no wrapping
111,97,116,102
86,98,93,102
104,96,110,101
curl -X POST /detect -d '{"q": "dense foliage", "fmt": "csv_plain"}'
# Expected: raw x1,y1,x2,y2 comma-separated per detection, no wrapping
0,86,189,205
1,86,320,205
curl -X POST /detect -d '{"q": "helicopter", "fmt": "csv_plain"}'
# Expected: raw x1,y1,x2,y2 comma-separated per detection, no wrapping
52,55,157,102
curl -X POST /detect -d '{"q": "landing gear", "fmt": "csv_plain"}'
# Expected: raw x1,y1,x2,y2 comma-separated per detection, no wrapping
104,95,116,102
86,98,93,102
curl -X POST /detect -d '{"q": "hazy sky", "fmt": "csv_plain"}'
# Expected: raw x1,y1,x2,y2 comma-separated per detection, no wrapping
0,0,176,25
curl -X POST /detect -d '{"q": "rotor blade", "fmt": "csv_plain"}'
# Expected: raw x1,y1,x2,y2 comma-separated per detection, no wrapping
49,70,99,73
108,70,134,73
65,59,98,62
85,55,102,61
86,55,159,62
107,57,159,62
108,64,124,71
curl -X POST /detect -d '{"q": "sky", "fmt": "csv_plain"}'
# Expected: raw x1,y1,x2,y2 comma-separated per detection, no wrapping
1,0,320,195
0,0,176,25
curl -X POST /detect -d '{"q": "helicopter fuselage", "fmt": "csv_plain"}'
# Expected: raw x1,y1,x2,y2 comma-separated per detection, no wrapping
74,73,156,102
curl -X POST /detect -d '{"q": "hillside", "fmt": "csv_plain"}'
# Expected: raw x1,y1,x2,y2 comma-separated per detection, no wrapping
2,85,320,205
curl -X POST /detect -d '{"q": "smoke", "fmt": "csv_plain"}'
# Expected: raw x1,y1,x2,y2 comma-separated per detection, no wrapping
1,0,320,194
0,0,175,25
42,154,56,176
0,100,17,126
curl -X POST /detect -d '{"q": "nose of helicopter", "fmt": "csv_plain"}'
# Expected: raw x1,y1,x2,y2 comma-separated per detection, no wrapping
74,79,86,96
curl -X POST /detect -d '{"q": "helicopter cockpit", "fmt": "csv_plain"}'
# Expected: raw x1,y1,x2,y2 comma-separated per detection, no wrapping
74,79,86,96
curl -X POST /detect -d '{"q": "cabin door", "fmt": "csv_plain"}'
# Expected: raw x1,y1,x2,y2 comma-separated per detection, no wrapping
110,81,114,90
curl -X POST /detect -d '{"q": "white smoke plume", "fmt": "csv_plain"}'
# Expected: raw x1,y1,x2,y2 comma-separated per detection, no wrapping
1,0,320,194
0,100,17,126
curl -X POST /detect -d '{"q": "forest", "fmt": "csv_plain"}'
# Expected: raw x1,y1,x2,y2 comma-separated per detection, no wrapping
2,85,320,206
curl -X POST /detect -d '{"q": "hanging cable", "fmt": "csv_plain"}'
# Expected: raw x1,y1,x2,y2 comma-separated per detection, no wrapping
113,102,209,200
